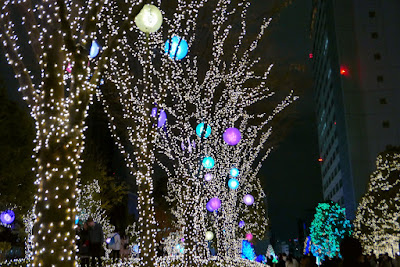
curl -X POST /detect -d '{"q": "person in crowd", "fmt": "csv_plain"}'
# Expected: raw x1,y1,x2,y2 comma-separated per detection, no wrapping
87,216,104,266
368,254,377,267
286,254,300,267
300,254,318,267
120,235,130,260
108,230,121,263
379,253,393,267
393,254,400,267
78,222,90,267
339,236,369,267
156,243,164,257
277,253,287,267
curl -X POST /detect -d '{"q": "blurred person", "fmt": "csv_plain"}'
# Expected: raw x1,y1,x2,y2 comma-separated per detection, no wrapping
87,217,104,266
78,222,90,267
286,254,300,267
108,230,121,263
339,236,369,267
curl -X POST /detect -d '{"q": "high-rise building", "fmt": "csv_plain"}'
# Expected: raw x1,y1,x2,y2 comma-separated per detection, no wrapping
310,0,400,219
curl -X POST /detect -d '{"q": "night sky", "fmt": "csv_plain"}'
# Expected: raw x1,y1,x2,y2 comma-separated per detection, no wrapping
0,0,323,245
259,0,323,242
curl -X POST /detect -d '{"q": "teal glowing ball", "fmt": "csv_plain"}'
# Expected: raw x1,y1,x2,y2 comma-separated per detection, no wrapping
230,167,239,177
165,36,188,60
202,157,215,169
228,178,239,190
196,123,211,138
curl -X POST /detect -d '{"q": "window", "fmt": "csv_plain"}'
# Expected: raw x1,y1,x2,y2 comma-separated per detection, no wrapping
377,75,384,82
369,11,376,18
371,32,378,39
379,98,387,104
382,121,390,128
374,53,381,60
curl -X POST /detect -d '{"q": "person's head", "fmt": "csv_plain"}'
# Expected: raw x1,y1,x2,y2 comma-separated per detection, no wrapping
87,217,95,227
287,254,293,262
340,236,362,261
83,222,88,230
282,253,287,261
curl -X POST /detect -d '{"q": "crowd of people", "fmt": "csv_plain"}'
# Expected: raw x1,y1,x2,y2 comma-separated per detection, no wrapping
76,217,130,266
268,237,400,267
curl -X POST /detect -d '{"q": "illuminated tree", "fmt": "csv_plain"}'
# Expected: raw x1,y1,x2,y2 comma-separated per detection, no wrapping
0,1,144,265
97,1,294,265
353,147,400,258
310,202,352,260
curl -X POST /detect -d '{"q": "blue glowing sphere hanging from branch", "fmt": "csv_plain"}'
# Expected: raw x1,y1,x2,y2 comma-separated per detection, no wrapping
89,40,101,58
0,210,15,225
230,167,239,177
165,36,189,60
202,157,215,169
196,123,211,138
228,178,239,190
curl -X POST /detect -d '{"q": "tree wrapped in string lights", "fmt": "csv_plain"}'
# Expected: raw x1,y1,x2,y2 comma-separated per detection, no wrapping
0,0,145,265
353,147,400,258
310,202,352,261
97,0,295,266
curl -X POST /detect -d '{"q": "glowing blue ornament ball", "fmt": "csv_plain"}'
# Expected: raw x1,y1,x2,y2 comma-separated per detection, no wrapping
0,210,15,225
165,36,189,60
228,178,239,190
230,167,239,177
89,40,100,58
196,123,211,138
202,157,215,169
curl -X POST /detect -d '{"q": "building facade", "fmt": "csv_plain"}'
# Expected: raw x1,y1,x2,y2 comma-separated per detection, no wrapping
310,0,400,219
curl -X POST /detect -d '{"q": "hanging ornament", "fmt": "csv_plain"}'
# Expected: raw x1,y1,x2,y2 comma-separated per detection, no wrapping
135,4,163,33
239,221,245,228
66,63,72,73
223,127,242,146
245,233,253,241
202,157,215,169
89,40,101,58
204,173,213,181
165,36,189,60
243,194,254,205
205,231,214,241
150,107,167,128
228,178,239,190
207,197,221,212
230,167,239,177
196,123,211,138
0,210,15,225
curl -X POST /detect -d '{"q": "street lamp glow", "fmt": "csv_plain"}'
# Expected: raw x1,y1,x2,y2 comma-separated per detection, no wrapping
135,4,163,33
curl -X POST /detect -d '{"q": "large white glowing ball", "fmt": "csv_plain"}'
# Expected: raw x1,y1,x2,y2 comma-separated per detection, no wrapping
223,127,242,146
165,36,189,60
204,173,213,181
243,194,255,205
202,157,215,169
246,233,253,241
228,178,239,190
205,231,214,241
196,123,211,138
89,40,100,58
135,4,163,33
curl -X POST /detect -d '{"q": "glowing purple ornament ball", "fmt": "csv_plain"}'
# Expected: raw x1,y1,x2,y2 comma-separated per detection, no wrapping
207,197,221,212
0,210,15,225
204,173,213,181
239,220,245,228
223,127,241,146
243,194,254,205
